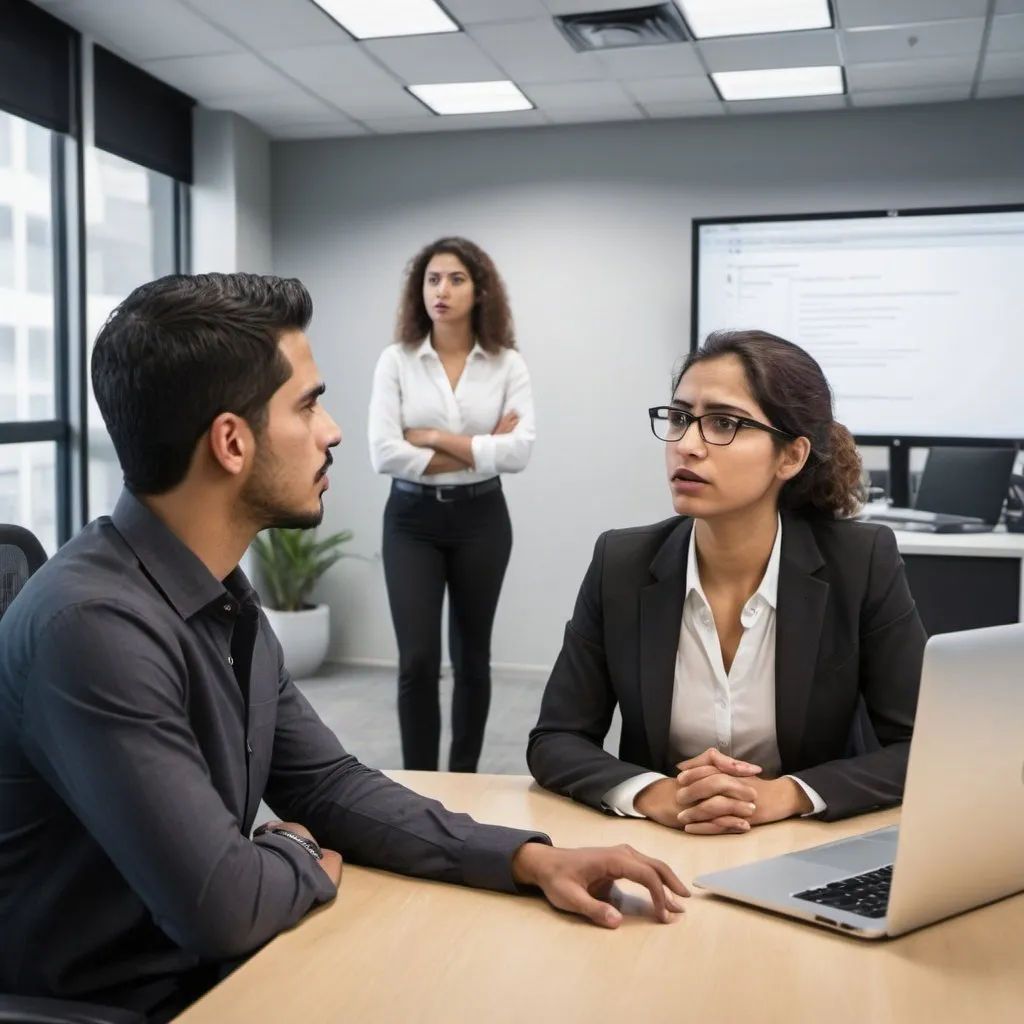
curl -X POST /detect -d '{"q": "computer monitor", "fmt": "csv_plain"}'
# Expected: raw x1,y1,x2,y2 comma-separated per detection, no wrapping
692,206,1024,504
914,447,1017,524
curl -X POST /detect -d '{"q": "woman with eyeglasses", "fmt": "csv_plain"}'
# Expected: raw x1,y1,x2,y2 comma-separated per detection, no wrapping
528,329,925,833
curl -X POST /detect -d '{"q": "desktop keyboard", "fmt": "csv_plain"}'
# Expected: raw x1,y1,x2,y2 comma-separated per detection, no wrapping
864,507,939,522
794,864,893,919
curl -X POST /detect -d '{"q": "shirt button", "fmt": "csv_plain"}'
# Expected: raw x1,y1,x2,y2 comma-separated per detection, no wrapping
227,656,234,666
223,604,233,613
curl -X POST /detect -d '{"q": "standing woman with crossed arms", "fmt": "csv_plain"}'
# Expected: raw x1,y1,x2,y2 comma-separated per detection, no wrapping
369,237,536,772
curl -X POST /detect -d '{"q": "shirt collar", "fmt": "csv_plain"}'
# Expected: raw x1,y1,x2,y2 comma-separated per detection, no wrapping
416,336,489,361
685,513,782,611
110,489,256,621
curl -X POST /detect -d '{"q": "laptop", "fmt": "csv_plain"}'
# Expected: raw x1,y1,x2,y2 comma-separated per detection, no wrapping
693,623,1024,938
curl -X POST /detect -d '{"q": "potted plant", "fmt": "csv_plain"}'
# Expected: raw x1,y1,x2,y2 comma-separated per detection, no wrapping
252,526,354,679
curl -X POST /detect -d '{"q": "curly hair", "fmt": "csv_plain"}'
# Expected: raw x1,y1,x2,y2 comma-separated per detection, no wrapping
395,237,515,354
676,330,865,519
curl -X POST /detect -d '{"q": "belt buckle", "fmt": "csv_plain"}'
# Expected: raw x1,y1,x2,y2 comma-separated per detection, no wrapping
435,485,458,503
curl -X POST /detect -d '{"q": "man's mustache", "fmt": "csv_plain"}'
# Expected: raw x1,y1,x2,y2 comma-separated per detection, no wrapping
316,452,334,480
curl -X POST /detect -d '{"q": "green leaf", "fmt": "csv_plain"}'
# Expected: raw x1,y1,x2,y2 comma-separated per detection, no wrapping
251,525,356,611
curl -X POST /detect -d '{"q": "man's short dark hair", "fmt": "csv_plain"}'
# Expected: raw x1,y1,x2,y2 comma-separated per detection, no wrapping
91,272,313,496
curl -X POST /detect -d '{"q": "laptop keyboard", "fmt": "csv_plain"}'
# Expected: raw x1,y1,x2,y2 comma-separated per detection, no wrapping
794,864,893,919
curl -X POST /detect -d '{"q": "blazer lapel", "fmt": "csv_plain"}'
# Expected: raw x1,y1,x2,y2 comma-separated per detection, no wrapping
640,520,691,774
774,513,829,771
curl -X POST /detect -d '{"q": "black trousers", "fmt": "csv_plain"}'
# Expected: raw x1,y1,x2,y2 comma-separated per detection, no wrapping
382,481,512,772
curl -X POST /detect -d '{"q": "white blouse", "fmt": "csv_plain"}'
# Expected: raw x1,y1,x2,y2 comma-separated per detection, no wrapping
368,337,536,485
604,517,826,818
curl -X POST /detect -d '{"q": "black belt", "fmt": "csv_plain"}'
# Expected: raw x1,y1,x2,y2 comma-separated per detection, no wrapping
393,477,502,503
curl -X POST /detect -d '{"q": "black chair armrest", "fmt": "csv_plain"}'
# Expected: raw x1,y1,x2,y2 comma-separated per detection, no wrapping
0,995,145,1024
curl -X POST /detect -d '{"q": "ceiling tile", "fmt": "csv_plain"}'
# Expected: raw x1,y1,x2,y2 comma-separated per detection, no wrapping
268,119,368,139
330,86,428,120
443,0,550,23
46,0,240,61
727,94,849,114
141,52,291,101
366,110,549,133
543,107,642,123
624,75,718,103
976,77,1024,96
836,0,988,30
843,19,985,63
542,0,656,11
989,15,1024,52
846,55,977,89
525,80,638,116
983,50,1024,79
699,30,840,73
265,43,397,103
640,99,725,118
468,18,605,83
996,0,1024,11
851,83,972,105
182,0,350,50
597,42,703,80
206,90,339,120
363,33,504,84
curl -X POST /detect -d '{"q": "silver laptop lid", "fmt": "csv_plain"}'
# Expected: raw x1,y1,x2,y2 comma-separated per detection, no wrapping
887,623,1024,936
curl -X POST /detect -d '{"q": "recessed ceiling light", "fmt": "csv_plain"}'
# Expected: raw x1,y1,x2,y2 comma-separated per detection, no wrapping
312,0,458,40
712,65,844,101
675,0,831,39
409,81,534,116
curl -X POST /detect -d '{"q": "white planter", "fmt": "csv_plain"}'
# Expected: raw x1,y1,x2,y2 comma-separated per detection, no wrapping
263,604,330,680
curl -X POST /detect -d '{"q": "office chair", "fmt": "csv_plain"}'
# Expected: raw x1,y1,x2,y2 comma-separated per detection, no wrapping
0,526,145,1024
0,524,46,617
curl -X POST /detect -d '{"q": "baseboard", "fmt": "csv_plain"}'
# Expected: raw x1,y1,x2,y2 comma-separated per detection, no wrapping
330,656,396,669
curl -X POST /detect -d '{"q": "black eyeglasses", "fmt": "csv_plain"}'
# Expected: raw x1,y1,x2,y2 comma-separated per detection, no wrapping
648,406,796,446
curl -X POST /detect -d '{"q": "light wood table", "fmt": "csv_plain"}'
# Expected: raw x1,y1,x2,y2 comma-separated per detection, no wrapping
176,772,1024,1024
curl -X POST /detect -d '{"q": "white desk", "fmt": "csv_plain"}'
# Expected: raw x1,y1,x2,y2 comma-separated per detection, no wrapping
888,527,1024,628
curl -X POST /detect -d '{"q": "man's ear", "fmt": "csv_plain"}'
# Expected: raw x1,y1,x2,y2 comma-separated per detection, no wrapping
208,412,252,477
776,435,811,483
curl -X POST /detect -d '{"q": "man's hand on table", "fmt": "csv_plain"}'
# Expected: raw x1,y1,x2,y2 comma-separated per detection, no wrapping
511,842,689,928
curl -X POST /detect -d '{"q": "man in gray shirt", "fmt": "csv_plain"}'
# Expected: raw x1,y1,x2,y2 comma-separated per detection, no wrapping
0,273,687,1022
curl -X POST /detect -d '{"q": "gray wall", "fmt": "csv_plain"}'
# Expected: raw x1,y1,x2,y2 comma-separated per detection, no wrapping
271,97,1024,670
193,109,272,275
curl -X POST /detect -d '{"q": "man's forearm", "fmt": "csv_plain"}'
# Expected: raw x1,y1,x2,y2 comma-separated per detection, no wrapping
276,755,549,893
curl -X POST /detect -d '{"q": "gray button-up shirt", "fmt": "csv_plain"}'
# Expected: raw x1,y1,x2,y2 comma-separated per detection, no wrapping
0,491,547,1019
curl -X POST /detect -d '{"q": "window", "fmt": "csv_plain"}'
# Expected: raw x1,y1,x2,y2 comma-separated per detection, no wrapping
0,326,15,421
27,214,53,294
25,127,50,177
29,395,51,421
28,326,55,424
0,204,12,287
3,16,192,543
86,149,177,518
28,327,52,385
0,114,57,427
0,113,10,167
0,108,61,551
0,325,13,372
0,442,57,555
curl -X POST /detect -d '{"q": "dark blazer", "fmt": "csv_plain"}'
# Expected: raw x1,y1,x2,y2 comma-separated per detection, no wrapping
527,512,927,822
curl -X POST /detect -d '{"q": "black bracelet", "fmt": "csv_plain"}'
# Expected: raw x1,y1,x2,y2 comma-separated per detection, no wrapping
253,824,323,861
